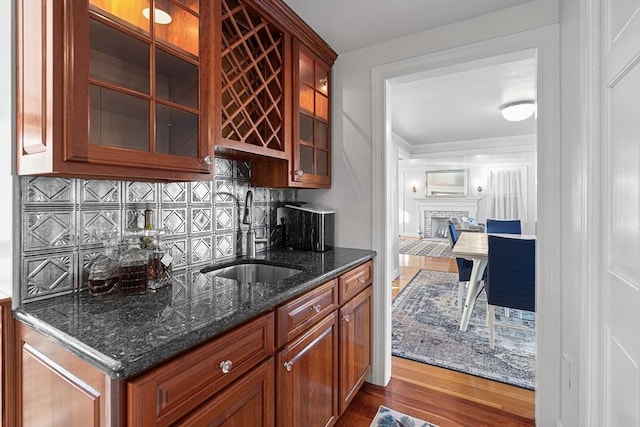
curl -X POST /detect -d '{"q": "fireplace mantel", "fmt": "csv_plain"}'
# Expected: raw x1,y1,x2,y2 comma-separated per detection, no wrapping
414,197,482,210
414,197,481,238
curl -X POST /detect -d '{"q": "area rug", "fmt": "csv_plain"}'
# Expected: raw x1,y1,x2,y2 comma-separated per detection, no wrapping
370,405,439,427
392,270,536,390
399,238,452,258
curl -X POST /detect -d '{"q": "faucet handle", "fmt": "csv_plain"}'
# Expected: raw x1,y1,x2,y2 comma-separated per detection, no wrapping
242,190,254,225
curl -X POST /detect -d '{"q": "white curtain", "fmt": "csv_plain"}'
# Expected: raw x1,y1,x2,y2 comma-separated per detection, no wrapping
489,168,525,220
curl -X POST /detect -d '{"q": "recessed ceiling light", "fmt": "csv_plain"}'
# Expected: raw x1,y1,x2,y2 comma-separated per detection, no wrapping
142,7,172,25
499,100,536,122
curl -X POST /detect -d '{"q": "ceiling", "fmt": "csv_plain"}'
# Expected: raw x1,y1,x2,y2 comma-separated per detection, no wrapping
282,0,531,55
390,51,537,146
283,0,537,153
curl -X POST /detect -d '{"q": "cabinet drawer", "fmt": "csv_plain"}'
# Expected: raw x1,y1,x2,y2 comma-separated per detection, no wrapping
276,279,337,348
338,261,373,304
128,312,275,427
176,357,275,426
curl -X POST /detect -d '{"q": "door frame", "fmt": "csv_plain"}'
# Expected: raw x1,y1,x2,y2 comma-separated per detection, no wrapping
370,24,561,424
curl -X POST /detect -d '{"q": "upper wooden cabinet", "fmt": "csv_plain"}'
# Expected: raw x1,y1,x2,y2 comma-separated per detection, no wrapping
16,0,217,181
217,0,291,161
221,0,337,189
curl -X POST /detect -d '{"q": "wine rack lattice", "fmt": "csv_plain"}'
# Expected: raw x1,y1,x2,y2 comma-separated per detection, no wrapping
221,0,285,152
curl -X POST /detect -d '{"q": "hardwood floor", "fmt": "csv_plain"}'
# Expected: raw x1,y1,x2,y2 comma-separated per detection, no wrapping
336,253,535,426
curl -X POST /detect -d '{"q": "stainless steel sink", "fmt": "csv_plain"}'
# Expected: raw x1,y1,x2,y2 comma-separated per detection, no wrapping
205,263,303,283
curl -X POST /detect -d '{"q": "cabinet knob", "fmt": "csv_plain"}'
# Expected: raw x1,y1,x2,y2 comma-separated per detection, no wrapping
203,155,213,165
294,169,304,179
358,276,366,284
342,314,351,322
284,361,293,372
219,360,233,374
310,304,322,313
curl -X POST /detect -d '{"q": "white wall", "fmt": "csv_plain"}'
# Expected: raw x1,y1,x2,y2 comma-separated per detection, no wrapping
0,1,13,297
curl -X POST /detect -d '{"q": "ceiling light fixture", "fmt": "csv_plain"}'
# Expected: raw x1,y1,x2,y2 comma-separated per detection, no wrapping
499,100,536,122
142,7,172,25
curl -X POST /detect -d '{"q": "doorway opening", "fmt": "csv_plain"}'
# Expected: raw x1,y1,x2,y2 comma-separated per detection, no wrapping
390,49,538,391
370,26,561,422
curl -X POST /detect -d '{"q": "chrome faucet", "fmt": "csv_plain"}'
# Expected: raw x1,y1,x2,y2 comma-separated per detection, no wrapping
242,190,268,257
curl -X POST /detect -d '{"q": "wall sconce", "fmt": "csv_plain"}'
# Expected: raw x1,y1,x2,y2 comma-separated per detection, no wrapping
499,100,535,121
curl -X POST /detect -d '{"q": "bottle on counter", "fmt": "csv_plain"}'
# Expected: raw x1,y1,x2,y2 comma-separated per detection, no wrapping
147,235,173,290
87,254,120,296
119,240,148,295
87,229,121,296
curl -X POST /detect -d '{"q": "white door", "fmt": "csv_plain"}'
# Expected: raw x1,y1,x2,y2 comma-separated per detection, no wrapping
600,0,640,424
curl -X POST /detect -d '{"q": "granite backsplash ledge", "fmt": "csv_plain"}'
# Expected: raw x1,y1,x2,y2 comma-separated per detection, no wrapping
19,158,297,304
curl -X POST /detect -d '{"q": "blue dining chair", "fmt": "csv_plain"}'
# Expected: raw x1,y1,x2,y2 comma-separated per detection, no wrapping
485,235,535,349
486,219,522,234
448,223,478,308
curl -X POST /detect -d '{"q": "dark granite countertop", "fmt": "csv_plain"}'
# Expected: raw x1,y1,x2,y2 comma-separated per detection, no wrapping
14,247,375,379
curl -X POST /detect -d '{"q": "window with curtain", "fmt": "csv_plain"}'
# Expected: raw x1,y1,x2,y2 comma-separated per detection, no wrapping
488,168,526,221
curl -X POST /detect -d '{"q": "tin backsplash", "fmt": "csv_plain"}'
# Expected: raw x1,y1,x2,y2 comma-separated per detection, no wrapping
19,158,297,303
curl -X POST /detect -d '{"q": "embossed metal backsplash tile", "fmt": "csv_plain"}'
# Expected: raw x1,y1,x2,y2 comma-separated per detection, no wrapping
19,160,296,303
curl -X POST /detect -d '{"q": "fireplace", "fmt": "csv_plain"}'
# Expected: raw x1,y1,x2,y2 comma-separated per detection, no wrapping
431,217,451,239
423,210,469,238
414,197,480,239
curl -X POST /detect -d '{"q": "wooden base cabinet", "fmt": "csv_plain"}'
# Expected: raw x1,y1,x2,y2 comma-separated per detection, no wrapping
274,261,373,426
16,322,125,427
339,287,372,414
15,260,373,426
277,312,339,427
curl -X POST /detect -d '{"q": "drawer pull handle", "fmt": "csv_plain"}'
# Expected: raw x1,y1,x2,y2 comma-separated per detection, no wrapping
219,360,233,374
203,155,213,165
284,361,293,372
310,304,322,313
358,276,366,284
343,314,351,322
294,169,304,179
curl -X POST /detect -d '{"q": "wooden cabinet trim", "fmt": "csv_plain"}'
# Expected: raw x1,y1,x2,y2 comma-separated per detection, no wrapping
0,296,14,427
245,0,337,66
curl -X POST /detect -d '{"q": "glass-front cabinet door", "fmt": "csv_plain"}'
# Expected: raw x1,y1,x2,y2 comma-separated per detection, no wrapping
292,41,331,187
81,0,211,175
16,0,214,180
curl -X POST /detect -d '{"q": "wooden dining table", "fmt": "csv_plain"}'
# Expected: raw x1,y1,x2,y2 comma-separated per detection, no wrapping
452,232,536,331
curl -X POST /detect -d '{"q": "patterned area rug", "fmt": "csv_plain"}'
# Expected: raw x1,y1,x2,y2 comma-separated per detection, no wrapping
370,405,439,427
399,238,453,258
392,270,536,390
